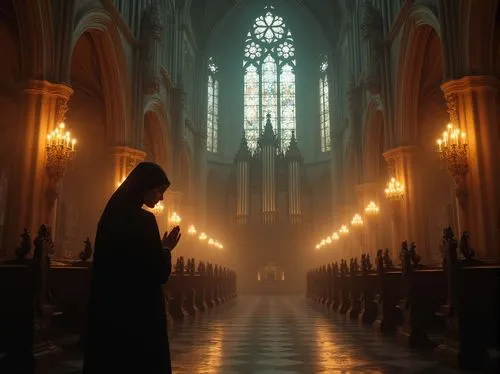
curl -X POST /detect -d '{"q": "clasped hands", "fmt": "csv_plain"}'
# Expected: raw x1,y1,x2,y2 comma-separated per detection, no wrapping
162,225,181,251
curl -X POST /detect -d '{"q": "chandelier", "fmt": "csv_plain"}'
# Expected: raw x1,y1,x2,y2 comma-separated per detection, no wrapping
46,123,76,181
436,123,469,180
199,232,208,241
384,177,405,200
331,232,339,241
364,201,380,216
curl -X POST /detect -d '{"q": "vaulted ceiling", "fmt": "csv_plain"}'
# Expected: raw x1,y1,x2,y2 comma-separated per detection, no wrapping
189,0,345,49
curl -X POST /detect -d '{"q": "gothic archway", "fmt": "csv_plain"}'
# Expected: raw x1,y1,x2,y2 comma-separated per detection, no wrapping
57,24,128,258
396,20,457,263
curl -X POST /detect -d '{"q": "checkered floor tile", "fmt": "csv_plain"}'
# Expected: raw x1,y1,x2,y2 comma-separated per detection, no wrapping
46,296,469,373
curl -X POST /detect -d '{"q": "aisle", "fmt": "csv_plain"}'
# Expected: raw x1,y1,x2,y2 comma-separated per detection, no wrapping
170,295,461,373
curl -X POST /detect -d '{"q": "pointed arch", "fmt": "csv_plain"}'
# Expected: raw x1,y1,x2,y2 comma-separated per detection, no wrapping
14,0,53,79
394,4,441,144
71,7,130,145
461,0,498,75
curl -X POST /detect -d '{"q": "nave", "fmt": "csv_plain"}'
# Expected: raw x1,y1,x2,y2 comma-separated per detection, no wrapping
50,296,464,374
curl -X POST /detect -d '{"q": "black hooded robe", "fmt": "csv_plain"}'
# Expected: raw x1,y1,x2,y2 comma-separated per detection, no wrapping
83,163,172,374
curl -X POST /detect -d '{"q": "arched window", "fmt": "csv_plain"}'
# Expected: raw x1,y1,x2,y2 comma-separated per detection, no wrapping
207,57,219,153
319,56,331,152
243,5,296,152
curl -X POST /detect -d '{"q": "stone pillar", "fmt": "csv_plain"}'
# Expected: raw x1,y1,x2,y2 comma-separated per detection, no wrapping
112,146,146,190
355,182,383,257
3,80,73,256
441,76,500,259
383,146,423,259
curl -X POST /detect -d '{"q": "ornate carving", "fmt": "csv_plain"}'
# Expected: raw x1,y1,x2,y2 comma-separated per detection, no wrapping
360,0,382,40
55,96,70,125
144,1,163,39
444,92,459,125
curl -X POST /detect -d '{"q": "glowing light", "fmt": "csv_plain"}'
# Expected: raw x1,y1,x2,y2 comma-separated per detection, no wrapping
351,213,363,227
384,177,405,200
364,201,380,216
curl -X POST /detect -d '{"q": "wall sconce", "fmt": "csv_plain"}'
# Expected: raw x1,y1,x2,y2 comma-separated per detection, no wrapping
339,225,349,236
351,213,364,227
384,177,405,201
364,201,380,217
46,122,77,182
436,122,469,182
169,211,181,225
187,225,197,235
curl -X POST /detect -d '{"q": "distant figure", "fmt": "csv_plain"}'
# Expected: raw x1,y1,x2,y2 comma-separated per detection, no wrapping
83,162,181,374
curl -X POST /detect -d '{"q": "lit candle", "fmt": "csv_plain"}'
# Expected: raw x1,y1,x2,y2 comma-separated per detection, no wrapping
71,139,76,151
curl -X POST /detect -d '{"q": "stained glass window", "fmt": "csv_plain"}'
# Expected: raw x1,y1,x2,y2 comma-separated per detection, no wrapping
319,56,331,152
207,57,219,152
243,5,296,151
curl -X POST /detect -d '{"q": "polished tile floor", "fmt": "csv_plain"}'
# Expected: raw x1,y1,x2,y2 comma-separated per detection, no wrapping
50,295,466,373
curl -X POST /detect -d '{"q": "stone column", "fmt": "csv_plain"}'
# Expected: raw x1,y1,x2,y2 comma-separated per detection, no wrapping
441,76,500,259
355,182,383,257
383,146,423,259
112,146,146,190
3,80,73,256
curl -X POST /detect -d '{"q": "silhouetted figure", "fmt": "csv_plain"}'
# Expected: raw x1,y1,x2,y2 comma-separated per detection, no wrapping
83,162,181,374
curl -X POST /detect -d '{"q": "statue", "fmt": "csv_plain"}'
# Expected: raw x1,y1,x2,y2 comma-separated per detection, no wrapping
400,241,411,275
79,238,93,262
383,248,393,269
376,249,384,275
459,231,475,261
175,256,185,275
197,261,205,276
409,242,421,266
15,228,31,260
333,262,339,278
366,254,373,272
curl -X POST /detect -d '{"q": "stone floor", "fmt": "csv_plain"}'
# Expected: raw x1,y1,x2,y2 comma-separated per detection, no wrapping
49,295,470,373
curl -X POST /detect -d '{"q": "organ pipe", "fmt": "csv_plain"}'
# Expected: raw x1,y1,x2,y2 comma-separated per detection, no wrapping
286,131,303,224
259,114,279,225
234,133,251,224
